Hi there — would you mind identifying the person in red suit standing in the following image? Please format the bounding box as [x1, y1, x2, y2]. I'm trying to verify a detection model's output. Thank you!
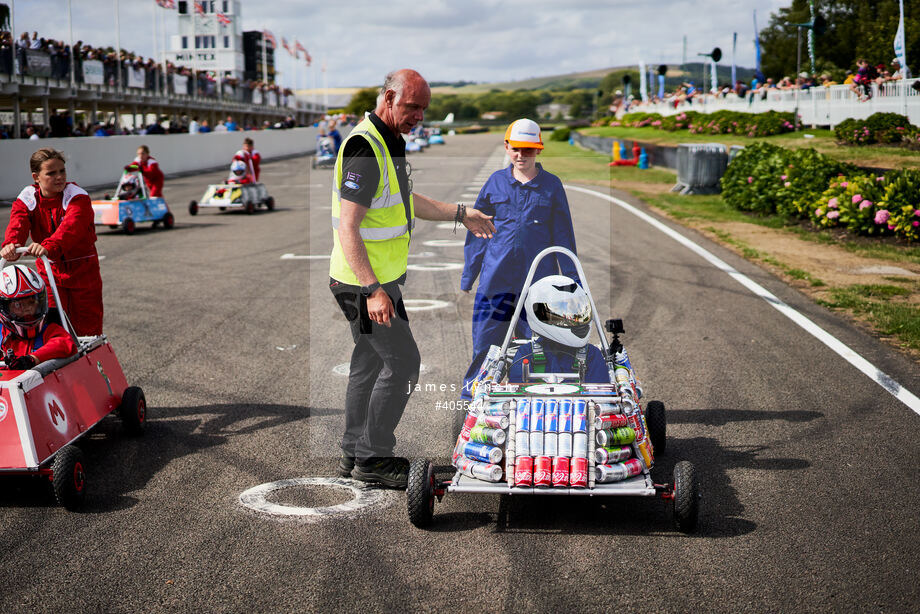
[0, 148, 103, 336]
[242, 138, 261, 182]
[131, 144, 164, 197]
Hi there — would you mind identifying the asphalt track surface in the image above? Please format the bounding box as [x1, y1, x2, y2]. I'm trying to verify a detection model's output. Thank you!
[1, 133, 918, 613]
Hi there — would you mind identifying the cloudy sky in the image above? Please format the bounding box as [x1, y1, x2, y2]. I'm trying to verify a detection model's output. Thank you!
[10, 0, 789, 88]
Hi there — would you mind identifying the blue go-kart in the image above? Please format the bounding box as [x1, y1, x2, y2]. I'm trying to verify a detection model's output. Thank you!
[91, 166, 174, 234]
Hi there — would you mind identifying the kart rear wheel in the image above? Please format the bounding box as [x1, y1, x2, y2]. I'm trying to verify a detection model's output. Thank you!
[51, 445, 86, 510]
[265, 196, 275, 211]
[123, 218, 136, 235]
[119, 386, 147, 436]
[646, 400, 666, 456]
[162, 212, 175, 229]
[219, 207, 226, 211]
[188, 200, 199, 216]
[407, 459, 435, 528]
[245, 199, 255, 215]
[672, 460, 700, 533]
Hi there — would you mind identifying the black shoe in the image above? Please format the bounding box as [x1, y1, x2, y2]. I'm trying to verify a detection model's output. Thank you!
[353, 457, 409, 489]
[337, 455, 355, 478]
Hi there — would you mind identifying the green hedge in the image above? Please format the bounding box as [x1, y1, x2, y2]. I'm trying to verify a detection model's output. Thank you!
[609, 110, 796, 137]
[722, 143, 920, 241]
[833, 112, 918, 145]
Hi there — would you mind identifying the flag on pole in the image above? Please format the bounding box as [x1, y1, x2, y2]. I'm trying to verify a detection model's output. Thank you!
[295, 40, 311, 65]
[194, 1, 205, 16]
[894, 0, 909, 76]
[282, 37, 293, 56]
[263, 29, 277, 49]
[216, 12, 232, 26]
[638, 60, 648, 102]
[731, 32, 737, 86]
[155, 0, 176, 8]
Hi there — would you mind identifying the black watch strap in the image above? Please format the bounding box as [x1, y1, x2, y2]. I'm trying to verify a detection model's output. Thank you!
[360, 282, 381, 297]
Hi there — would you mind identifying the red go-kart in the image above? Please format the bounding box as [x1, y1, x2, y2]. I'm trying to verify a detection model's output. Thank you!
[0, 251, 146, 509]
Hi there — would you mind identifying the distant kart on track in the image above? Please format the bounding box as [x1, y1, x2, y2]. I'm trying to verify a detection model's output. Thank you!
[91, 166, 174, 234]
[188, 182, 274, 216]
[312, 136, 336, 169]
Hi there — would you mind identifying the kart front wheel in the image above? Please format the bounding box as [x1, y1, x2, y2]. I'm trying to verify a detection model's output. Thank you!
[188, 200, 199, 216]
[123, 218, 136, 235]
[245, 200, 255, 215]
[162, 212, 175, 229]
[672, 460, 700, 533]
[265, 196, 275, 211]
[119, 386, 147, 436]
[51, 445, 86, 510]
[407, 459, 435, 528]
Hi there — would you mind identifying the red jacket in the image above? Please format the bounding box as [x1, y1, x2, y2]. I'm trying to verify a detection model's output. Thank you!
[228, 150, 256, 184]
[134, 156, 164, 197]
[250, 149, 261, 182]
[3, 183, 101, 289]
[2, 322, 77, 364]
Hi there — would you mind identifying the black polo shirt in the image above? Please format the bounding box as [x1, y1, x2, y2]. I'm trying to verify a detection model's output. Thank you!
[338, 113, 411, 230]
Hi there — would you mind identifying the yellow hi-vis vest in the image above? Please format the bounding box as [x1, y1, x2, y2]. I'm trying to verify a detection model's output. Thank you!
[329, 117, 415, 286]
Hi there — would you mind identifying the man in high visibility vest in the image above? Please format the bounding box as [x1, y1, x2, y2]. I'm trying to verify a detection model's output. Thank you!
[329, 69, 495, 489]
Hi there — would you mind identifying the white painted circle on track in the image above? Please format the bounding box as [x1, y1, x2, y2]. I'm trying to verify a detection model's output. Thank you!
[334, 363, 429, 376]
[408, 251, 435, 258]
[239, 477, 396, 521]
[403, 299, 451, 311]
[422, 239, 465, 247]
[407, 262, 463, 272]
[436, 222, 455, 230]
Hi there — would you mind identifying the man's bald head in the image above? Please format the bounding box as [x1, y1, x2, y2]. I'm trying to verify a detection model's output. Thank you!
[375, 69, 431, 135]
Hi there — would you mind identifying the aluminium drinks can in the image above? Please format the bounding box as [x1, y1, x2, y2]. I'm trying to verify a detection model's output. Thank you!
[551, 456, 570, 488]
[594, 445, 632, 464]
[457, 456, 504, 482]
[560, 399, 574, 433]
[515, 399, 531, 432]
[533, 456, 553, 487]
[596, 426, 636, 446]
[569, 457, 588, 488]
[558, 432, 573, 457]
[478, 414, 509, 430]
[515, 429, 530, 457]
[531, 399, 545, 432]
[594, 414, 628, 430]
[573, 432, 588, 459]
[574, 399, 588, 433]
[514, 456, 533, 487]
[462, 441, 503, 464]
[470, 425, 507, 446]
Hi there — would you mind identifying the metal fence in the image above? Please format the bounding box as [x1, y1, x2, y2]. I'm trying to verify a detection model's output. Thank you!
[628, 79, 920, 128]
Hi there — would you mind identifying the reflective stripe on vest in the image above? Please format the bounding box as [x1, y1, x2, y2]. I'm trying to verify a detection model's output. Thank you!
[331, 215, 416, 241]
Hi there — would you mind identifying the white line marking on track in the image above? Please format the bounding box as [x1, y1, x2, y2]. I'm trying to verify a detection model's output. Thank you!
[461, 193, 479, 199]
[566, 184, 920, 416]
[281, 253, 330, 260]
[403, 299, 451, 311]
[407, 262, 464, 271]
[423, 239, 465, 247]
[435, 222, 456, 230]
[238, 477, 396, 521]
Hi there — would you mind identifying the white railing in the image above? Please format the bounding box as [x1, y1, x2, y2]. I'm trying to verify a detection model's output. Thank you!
[626, 79, 920, 128]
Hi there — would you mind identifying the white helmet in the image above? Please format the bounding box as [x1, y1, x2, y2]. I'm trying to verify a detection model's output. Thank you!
[524, 275, 592, 348]
[230, 159, 247, 177]
[118, 174, 140, 199]
[0, 264, 48, 339]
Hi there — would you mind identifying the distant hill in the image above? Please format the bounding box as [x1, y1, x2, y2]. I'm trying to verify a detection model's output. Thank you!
[430, 63, 759, 94]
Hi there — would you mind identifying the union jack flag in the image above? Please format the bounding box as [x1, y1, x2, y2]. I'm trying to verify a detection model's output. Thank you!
[216, 12, 232, 26]
[194, 1, 205, 16]
[155, 0, 176, 8]
[281, 37, 293, 56]
[262, 29, 276, 49]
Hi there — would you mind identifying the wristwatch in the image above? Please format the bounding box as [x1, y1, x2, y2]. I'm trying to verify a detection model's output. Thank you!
[360, 282, 381, 297]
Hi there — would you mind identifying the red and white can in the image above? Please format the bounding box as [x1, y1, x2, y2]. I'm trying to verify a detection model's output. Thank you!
[594, 414, 628, 430]
[551, 456, 570, 488]
[626, 409, 646, 442]
[533, 456, 553, 487]
[452, 412, 480, 462]
[514, 455, 533, 487]
[569, 457, 588, 488]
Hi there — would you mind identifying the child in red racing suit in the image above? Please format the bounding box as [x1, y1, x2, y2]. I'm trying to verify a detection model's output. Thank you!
[130, 144, 164, 197]
[0, 264, 77, 370]
[242, 138, 261, 182]
[0, 148, 103, 336]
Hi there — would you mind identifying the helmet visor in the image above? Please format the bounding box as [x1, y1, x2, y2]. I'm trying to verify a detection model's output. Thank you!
[532, 293, 592, 338]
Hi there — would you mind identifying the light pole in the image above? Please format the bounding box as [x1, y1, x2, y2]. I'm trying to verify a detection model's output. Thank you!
[789, 13, 826, 131]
